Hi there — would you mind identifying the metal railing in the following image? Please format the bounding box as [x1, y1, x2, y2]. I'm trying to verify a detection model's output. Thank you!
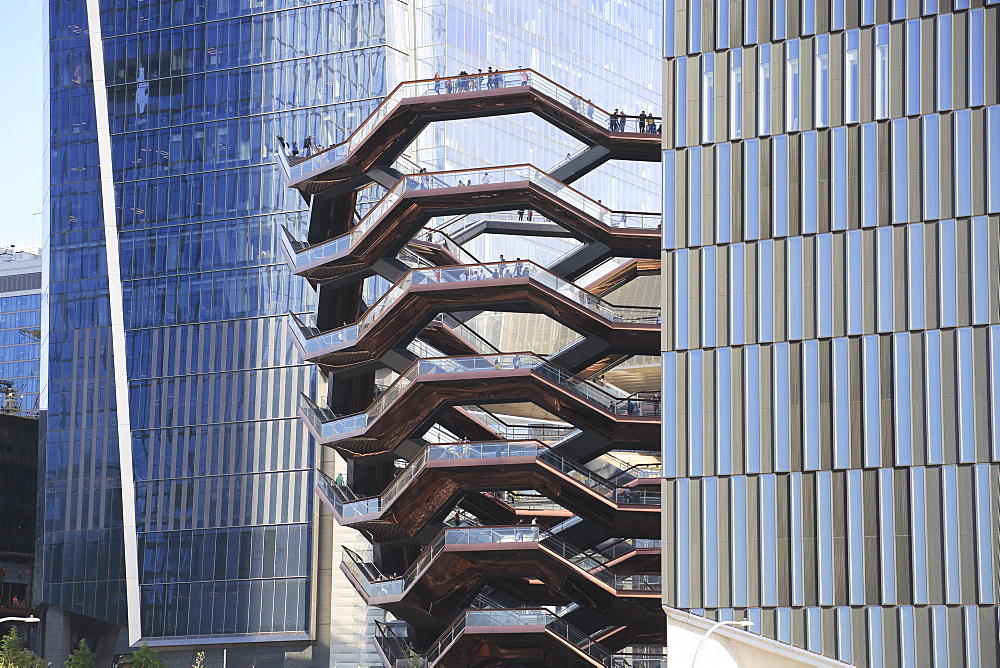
[424, 608, 613, 666]
[319, 439, 658, 523]
[343, 525, 661, 607]
[288, 260, 659, 358]
[282, 69, 661, 182]
[281, 163, 661, 273]
[342, 547, 403, 598]
[300, 353, 661, 441]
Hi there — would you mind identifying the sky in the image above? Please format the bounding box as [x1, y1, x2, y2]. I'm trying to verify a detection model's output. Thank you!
[0, 3, 45, 249]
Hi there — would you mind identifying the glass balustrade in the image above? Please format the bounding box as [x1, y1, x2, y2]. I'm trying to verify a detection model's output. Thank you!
[288, 261, 659, 358]
[317, 470, 382, 519]
[284, 163, 661, 272]
[342, 547, 404, 598]
[342, 524, 660, 614]
[300, 353, 661, 441]
[424, 608, 614, 666]
[284, 69, 661, 183]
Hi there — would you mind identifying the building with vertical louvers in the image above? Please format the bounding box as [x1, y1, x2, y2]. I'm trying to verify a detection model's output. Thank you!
[661, 3, 1000, 666]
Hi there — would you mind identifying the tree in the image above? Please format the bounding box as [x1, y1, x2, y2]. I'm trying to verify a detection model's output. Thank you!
[65, 639, 96, 668]
[191, 651, 205, 668]
[130, 643, 165, 668]
[0, 627, 46, 668]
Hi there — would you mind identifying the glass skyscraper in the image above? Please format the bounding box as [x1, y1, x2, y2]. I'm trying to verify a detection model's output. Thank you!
[42, 0, 406, 663]
[662, 2, 999, 666]
[0, 248, 42, 415]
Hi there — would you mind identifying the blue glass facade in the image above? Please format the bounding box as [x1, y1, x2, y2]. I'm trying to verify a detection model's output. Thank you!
[0, 261, 43, 414]
[44, 0, 403, 649]
[662, 3, 1000, 666]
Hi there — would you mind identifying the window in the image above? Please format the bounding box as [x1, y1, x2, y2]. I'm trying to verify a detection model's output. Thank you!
[814, 35, 829, 127]
[875, 26, 889, 120]
[845, 31, 859, 124]
[937, 13, 952, 111]
[905, 20, 920, 116]
[716, 0, 729, 49]
[675, 59, 687, 147]
[758, 45, 771, 135]
[773, 0, 786, 40]
[745, 0, 758, 44]
[729, 50, 743, 139]
[701, 55, 714, 144]
[970, 10, 985, 107]
[786, 40, 800, 131]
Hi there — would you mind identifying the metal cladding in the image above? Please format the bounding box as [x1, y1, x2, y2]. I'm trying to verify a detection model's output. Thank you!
[663, 4, 1000, 667]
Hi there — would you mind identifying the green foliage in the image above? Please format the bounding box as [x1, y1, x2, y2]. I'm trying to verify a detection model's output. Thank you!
[65, 639, 96, 668]
[0, 627, 46, 668]
[130, 643, 165, 668]
[192, 651, 205, 668]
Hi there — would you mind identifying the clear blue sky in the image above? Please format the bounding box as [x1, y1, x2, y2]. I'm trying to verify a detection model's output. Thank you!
[0, 3, 45, 249]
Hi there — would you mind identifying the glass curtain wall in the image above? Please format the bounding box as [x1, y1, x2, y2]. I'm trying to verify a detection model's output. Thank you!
[407, 0, 663, 269]
[42, 0, 128, 627]
[44, 0, 405, 650]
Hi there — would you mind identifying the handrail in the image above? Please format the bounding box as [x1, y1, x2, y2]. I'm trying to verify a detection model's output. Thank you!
[283, 68, 661, 182]
[317, 439, 661, 522]
[300, 353, 662, 440]
[282, 163, 662, 273]
[424, 607, 614, 666]
[344, 525, 661, 607]
[289, 259, 660, 359]
[410, 226, 482, 265]
[469, 406, 574, 441]
[437, 314, 502, 355]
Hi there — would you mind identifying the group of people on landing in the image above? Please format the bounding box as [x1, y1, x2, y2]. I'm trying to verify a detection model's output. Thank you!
[609, 109, 661, 134]
[433, 66, 510, 93]
[276, 134, 323, 158]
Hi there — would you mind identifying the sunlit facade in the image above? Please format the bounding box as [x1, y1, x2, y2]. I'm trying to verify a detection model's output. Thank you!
[661, 3, 1000, 666]
[0, 248, 42, 415]
[42, 0, 406, 663]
